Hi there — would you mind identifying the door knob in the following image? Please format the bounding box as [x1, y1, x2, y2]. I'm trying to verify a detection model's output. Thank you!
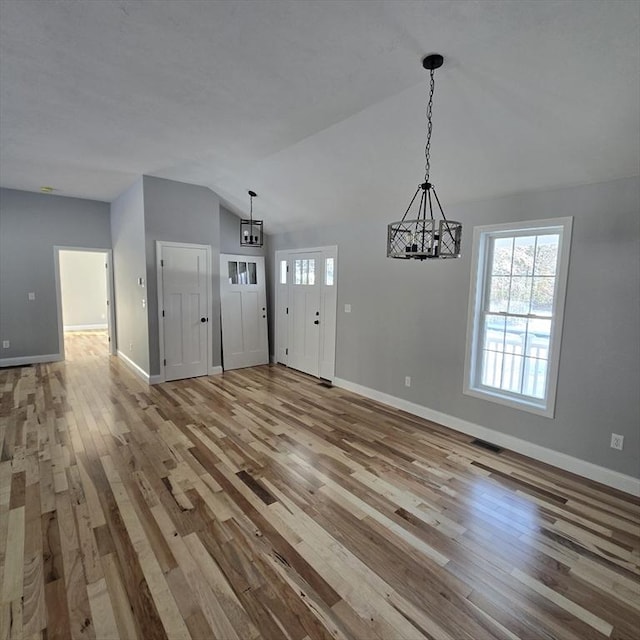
[200, 317, 207, 323]
[314, 320, 320, 325]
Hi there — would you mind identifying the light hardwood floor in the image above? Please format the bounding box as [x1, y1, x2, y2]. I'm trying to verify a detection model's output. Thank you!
[0, 331, 638, 640]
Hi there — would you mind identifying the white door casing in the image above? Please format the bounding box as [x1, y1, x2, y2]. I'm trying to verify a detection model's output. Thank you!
[220, 254, 269, 370]
[158, 242, 210, 381]
[275, 246, 337, 380]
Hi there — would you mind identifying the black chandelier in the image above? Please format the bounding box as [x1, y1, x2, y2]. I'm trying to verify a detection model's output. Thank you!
[387, 54, 462, 260]
[240, 190, 263, 247]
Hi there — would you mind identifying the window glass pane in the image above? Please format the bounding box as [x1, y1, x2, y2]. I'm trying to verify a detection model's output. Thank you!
[491, 237, 513, 275]
[325, 257, 334, 286]
[500, 353, 524, 394]
[522, 356, 548, 398]
[248, 262, 257, 285]
[308, 259, 315, 285]
[525, 319, 551, 352]
[301, 259, 308, 285]
[505, 316, 527, 336]
[483, 314, 506, 352]
[531, 277, 554, 315]
[280, 260, 287, 284]
[488, 276, 510, 312]
[228, 261, 238, 284]
[481, 349, 504, 389]
[512, 236, 536, 275]
[534, 234, 559, 276]
[238, 262, 247, 285]
[508, 276, 532, 314]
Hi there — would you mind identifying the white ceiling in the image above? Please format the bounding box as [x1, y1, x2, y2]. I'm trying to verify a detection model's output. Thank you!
[1, 0, 638, 232]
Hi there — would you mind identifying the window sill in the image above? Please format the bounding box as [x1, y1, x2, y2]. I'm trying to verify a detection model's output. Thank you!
[463, 385, 555, 418]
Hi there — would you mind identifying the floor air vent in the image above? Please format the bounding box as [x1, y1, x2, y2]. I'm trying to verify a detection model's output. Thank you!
[471, 439, 503, 454]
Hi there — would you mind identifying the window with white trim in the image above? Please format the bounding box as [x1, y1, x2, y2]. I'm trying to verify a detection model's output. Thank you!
[464, 217, 572, 417]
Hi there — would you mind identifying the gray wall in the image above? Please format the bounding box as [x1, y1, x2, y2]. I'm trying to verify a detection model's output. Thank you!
[0, 188, 111, 360]
[143, 176, 221, 374]
[110, 179, 150, 372]
[59, 250, 108, 328]
[269, 176, 640, 478]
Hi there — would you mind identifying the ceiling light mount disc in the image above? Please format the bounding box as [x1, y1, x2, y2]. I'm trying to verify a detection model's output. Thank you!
[248, 190, 257, 198]
[422, 54, 444, 70]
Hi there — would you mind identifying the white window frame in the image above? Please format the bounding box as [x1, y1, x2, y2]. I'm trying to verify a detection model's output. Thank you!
[463, 217, 573, 417]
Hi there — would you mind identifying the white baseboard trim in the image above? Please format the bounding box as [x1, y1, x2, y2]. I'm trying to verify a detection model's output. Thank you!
[117, 350, 150, 384]
[64, 324, 108, 331]
[333, 377, 640, 497]
[0, 353, 62, 368]
[149, 365, 223, 385]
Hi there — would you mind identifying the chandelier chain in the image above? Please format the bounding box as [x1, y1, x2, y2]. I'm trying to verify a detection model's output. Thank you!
[424, 67, 435, 183]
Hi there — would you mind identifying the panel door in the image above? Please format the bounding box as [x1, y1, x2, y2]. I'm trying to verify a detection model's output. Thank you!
[220, 254, 269, 370]
[287, 253, 322, 377]
[161, 245, 209, 381]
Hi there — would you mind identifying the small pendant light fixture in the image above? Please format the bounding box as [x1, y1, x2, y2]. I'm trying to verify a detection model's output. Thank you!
[387, 54, 462, 260]
[240, 190, 263, 247]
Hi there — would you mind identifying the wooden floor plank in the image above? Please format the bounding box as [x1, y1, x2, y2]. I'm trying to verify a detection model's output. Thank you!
[0, 331, 638, 639]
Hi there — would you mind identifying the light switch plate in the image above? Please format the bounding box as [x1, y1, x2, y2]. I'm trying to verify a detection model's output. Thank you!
[28, 292, 35, 301]
[2, 340, 9, 349]
[344, 304, 351, 313]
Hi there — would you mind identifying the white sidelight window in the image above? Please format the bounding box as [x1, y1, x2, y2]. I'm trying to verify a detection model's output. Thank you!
[464, 217, 573, 417]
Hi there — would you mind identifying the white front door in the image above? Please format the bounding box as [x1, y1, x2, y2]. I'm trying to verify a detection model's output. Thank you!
[276, 247, 338, 380]
[161, 244, 209, 381]
[220, 254, 269, 370]
[288, 252, 322, 377]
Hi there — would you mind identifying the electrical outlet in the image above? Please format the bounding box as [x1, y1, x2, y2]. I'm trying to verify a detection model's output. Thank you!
[610, 433, 624, 450]
[405, 376, 411, 387]
[129, 342, 133, 352]
[2, 340, 9, 349]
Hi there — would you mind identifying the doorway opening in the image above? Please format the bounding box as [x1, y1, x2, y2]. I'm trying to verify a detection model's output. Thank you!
[54, 247, 115, 361]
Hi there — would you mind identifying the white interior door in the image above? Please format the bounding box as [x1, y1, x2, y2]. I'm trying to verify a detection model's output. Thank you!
[161, 244, 209, 381]
[288, 253, 322, 377]
[220, 254, 269, 370]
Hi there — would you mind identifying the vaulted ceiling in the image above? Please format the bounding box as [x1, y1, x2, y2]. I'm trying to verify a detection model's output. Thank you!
[1, 0, 638, 232]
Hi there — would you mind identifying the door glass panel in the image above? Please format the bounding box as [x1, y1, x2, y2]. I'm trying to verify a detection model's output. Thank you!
[238, 261, 248, 285]
[308, 259, 315, 285]
[325, 258, 334, 286]
[280, 260, 287, 284]
[228, 261, 238, 284]
[248, 262, 257, 285]
[295, 259, 302, 284]
[294, 258, 317, 285]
